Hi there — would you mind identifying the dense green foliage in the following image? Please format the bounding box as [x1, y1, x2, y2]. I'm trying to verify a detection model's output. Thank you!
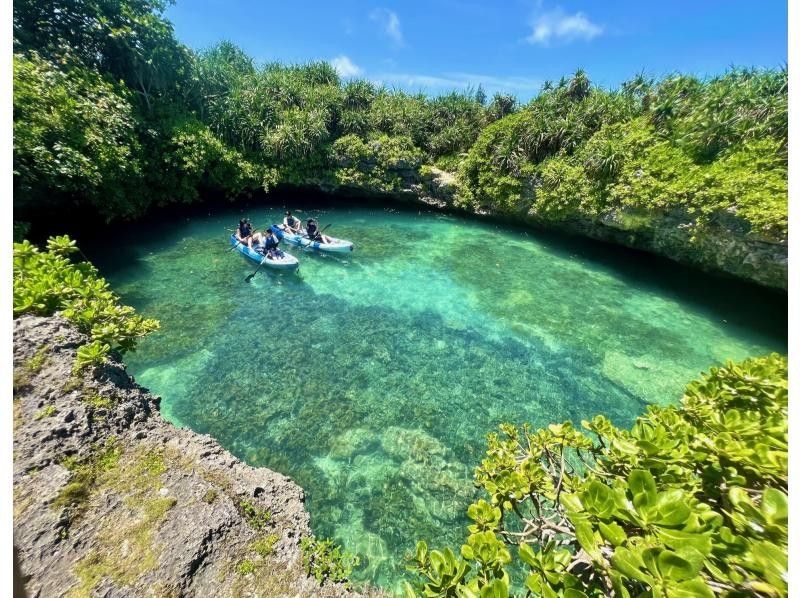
[300, 536, 360, 588]
[13, 236, 159, 369]
[13, 1, 786, 249]
[13, 53, 145, 220]
[11, 3, 789, 593]
[405, 354, 788, 597]
[456, 70, 787, 242]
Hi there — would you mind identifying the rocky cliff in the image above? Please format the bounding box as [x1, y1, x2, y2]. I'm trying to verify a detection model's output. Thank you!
[370, 166, 787, 290]
[12, 315, 384, 598]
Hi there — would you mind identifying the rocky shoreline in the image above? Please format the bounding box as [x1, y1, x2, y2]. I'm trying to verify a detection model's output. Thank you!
[13, 315, 385, 598]
[308, 164, 787, 290]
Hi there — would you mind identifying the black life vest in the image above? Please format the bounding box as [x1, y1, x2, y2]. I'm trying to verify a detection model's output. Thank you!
[264, 233, 279, 250]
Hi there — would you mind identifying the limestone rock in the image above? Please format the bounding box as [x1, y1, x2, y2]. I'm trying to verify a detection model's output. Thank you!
[13, 315, 386, 598]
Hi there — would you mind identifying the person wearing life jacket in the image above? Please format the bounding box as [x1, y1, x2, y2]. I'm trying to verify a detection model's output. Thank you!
[283, 211, 303, 234]
[236, 218, 254, 248]
[305, 218, 332, 244]
[253, 228, 284, 260]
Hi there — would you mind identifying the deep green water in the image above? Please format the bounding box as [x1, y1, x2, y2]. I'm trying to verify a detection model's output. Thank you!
[89, 203, 786, 592]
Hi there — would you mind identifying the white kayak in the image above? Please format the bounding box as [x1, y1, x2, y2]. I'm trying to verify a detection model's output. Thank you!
[271, 225, 354, 253]
[230, 234, 299, 270]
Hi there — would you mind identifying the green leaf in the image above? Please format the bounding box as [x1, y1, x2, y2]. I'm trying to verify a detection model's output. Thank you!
[657, 550, 697, 582]
[518, 544, 536, 568]
[656, 529, 712, 556]
[573, 520, 602, 561]
[655, 490, 692, 526]
[560, 492, 584, 513]
[609, 570, 631, 598]
[480, 578, 509, 598]
[416, 540, 428, 564]
[611, 547, 654, 585]
[628, 470, 657, 510]
[583, 481, 616, 518]
[760, 488, 788, 525]
[665, 577, 714, 598]
[598, 521, 627, 546]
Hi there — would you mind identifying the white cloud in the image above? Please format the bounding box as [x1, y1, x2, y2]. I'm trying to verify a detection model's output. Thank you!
[375, 71, 543, 96]
[370, 8, 404, 45]
[527, 8, 602, 46]
[330, 55, 363, 77]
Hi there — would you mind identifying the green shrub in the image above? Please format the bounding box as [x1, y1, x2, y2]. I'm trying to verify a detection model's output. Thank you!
[13, 236, 159, 359]
[300, 536, 359, 588]
[13, 52, 145, 221]
[237, 498, 271, 531]
[332, 133, 422, 193]
[34, 405, 57, 420]
[250, 534, 279, 557]
[236, 559, 256, 576]
[155, 118, 261, 204]
[406, 354, 788, 597]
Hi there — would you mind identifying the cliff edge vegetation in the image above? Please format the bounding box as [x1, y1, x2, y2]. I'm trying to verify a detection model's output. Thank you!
[13, 237, 380, 597]
[405, 353, 788, 597]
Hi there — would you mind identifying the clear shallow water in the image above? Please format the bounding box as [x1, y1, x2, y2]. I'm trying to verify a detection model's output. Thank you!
[88, 203, 786, 592]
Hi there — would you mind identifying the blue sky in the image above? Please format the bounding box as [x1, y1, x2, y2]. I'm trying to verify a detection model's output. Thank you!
[165, 1, 787, 101]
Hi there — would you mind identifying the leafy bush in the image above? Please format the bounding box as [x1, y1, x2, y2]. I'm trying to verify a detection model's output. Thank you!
[11, 0, 788, 270]
[13, 53, 146, 221]
[405, 354, 788, 597]
[237, 498, 271, 531]
[156, 118, 260, 204]
[332, 133, 423, 193]
[300, 536, 360, 588]
[13, 236, 159, 359]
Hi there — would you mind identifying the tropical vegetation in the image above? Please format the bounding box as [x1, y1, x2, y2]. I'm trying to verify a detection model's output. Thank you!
[13, 235, 159, 370]
[13, 1, 787, 251]
[405, 354, 788, 597]
[12, 2, 789, 596]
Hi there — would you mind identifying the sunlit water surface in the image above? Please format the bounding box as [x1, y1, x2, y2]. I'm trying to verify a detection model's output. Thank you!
[89, 204, 786, 592]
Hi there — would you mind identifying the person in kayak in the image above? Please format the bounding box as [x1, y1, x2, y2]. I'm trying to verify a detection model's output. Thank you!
[306, 218, 332, 244]
[283, 211, 303, 234]
[236, 218, 254, 248]
[253, 228, 284, 260]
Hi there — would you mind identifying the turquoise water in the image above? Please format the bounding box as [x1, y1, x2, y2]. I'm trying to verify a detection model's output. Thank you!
[89, 203, 786, 592]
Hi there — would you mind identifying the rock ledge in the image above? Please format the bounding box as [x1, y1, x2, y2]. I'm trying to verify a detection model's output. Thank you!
[13, 314, 383, 598]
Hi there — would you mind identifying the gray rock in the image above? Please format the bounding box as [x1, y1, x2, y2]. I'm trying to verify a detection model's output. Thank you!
[14, 315, 386, 598]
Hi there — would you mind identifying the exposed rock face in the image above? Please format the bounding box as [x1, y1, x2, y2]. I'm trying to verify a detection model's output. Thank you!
[13, 315, 385, 598]
[295, 166, 787, 289]
[545, 207, 788, 290]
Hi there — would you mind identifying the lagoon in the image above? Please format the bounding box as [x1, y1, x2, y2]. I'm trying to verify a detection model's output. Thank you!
[89, 202, 786, 591]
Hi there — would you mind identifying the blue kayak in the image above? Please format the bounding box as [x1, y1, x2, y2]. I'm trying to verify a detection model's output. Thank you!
[229, 234, 299, 270]
[270, 225, 354, 253]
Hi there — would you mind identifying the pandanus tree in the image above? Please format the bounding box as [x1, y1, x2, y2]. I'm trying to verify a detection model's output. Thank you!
[487, 93, 517, 122]
[567, 68, 591, 101]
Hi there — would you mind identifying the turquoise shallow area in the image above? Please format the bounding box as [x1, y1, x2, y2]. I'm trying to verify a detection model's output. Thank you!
[89, 204, 786, 592]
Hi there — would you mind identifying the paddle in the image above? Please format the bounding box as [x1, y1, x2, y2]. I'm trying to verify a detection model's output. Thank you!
[244, 255, 268, 283]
